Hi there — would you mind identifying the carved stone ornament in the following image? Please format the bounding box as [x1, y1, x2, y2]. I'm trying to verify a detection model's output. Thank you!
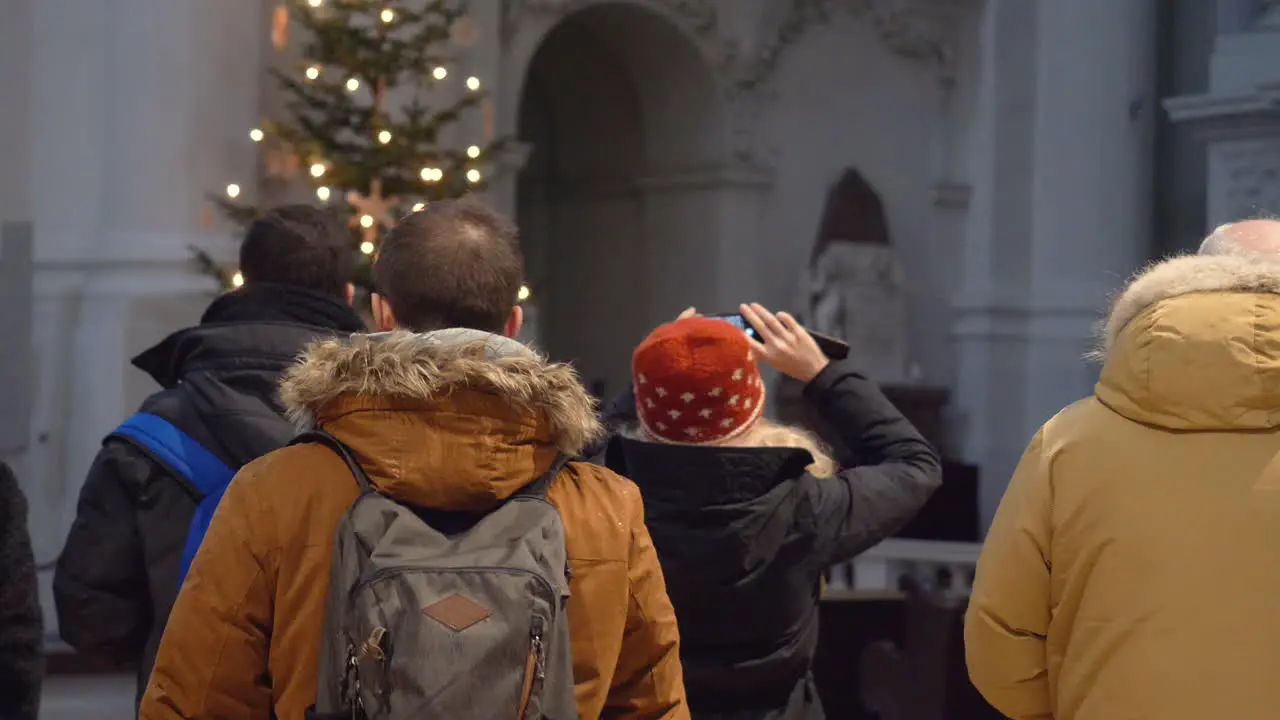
[503, 0, 836, 169]
[503, 0, 724, 52]
[865, 0, 973, 77]
[502, 0, 974, 165]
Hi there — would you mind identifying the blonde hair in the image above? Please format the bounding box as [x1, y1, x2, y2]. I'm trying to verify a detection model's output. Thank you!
[626, 418, 837, 478]
[734, 420, 838, 478]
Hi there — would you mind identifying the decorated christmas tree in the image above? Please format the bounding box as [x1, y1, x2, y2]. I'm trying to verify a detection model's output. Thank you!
[198, 0, 501, 291]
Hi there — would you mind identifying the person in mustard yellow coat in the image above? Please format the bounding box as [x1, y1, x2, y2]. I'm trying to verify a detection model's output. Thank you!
[966, 219, 1280, 720]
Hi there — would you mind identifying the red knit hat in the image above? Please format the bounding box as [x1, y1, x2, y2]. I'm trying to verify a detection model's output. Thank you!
[632, 317, 766, 445]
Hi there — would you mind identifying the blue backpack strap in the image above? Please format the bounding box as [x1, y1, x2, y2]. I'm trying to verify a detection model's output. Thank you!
[110, 413, 236, 583]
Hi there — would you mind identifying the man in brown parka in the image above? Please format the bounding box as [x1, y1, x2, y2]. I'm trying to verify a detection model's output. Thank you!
[966, 219, 1280, 719]
[139, 199, 689, 719]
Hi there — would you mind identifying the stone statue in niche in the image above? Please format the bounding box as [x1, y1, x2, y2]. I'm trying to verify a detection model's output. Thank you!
[803, 168, 913, 386]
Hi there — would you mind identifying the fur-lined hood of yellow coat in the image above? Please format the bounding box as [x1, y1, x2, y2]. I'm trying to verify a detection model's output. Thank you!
[966, 254, 1280, 720]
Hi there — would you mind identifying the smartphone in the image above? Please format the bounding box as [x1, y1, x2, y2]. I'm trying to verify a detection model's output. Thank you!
[706, 312, 851, 360]
[706, 312, 762, 341]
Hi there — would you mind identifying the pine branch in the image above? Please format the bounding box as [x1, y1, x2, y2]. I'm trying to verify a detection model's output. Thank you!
[197, 0, 505, 293]
[188, 245, 234, 289]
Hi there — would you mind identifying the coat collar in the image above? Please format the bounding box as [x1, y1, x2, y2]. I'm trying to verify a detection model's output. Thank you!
[280, 329, 603, 456]
[1097, 253, 1280, 360]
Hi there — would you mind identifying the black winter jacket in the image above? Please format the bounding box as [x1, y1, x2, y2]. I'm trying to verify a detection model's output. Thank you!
[599, 362, 942, 719]
[52, 284, 364, 701]
[0, 461, 42, 720]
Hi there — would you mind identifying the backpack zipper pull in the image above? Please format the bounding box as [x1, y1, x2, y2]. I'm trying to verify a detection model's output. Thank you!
[531, 619, 547, 682]
[362, 626, 387, 662]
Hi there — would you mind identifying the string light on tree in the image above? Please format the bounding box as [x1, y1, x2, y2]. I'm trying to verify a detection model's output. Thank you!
[196, 1, 505, 292]
[518, 285, 531, 302]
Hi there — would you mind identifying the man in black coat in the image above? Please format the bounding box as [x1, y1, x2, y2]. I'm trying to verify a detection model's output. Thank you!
[0, 461, 42, 720]
[53, 205, 367, 701]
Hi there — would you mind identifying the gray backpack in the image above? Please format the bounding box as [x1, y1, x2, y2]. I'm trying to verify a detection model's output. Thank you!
[297, 431, 578, 720]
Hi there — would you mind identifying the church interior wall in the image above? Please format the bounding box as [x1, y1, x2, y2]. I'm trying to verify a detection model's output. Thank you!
[1, 1, 1237, 638]
[759, 11, 961, 388]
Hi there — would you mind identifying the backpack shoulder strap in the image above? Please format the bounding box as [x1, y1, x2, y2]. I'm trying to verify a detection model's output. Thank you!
[290, 430, 374, 494]
[110, 412, 234, 497]
[513, 454, 571, 501]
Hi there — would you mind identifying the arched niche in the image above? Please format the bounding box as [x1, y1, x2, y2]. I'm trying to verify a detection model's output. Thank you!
[512, 1, 764, 396]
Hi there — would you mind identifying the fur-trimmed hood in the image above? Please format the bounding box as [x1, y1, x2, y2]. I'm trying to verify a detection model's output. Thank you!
[281, 330, 602, 454]
[278, 330, 603, 510]
[1095, 254, 1280, 430]
[1098, 254, 1280, 357]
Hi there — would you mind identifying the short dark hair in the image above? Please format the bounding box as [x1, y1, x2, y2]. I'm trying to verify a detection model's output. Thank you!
[239, 205, 354, 298]
[372, 197, 523, 333]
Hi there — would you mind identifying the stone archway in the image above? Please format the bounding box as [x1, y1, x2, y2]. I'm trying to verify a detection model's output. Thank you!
[512, 1, 743, 396]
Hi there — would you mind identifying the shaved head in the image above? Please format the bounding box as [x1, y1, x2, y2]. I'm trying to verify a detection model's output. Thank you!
[1198, 219, 1280, 258]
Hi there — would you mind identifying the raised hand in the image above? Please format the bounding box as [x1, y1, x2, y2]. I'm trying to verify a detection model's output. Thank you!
[739, 302, 830, 383]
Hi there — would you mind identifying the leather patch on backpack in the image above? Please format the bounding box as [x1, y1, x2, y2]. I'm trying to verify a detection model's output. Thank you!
[422, 593, 492, 632]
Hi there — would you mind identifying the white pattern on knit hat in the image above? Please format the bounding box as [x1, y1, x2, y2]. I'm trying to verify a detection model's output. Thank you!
[645, 398, 655, 409]
[656, 422, 667, 431]
[681, 392, 695, 403]
[638, 374, 648, 384]
[745, 397, 754, 409]
[698, 408, 713, 419]
[684, 426, 701, 438]
[709, 387, 722, 397]
[720, 417, 734, 428]
[655, 387, 667, 397]
[728, 395, 740, 406]
[732, 368, 744, 381]
[667, 409, 681, 419]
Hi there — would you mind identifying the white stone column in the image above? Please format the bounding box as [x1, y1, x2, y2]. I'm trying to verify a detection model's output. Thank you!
[23, 0, 263, 629]
[1024, 0, 1156, 424]
[953, 0, 1156, 528]
[638, 167, 772, 323]
[951, 0, 1040, 528]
